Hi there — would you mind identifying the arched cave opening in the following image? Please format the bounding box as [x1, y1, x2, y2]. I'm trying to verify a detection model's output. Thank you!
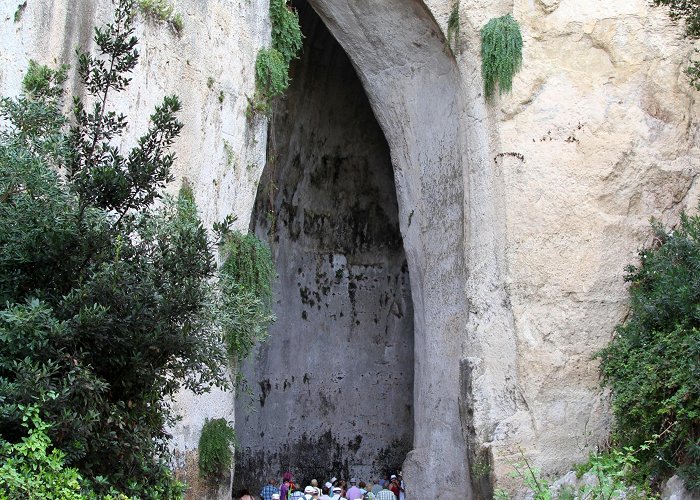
[234, 0, 415, 490]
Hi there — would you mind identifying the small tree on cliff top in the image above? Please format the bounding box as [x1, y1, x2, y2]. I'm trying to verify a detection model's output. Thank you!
[0, 0, 232, 495]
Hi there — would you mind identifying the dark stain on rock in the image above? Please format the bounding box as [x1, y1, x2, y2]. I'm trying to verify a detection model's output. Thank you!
[258, 379, 272, 407]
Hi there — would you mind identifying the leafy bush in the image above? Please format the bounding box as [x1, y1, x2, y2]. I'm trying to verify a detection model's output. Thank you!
[255, 48, 290, 102]
[494, 445, 657, 499]
[198, 418, 237, 479]
[0, 0, 228, 494]
[251, 0, 303, 114]
[0, 405, 84, 499]
[598, 214, 700, 490]
[218, 231, 275, 360]
[480, 14, 523, 99]
[270, 0, 303, 64]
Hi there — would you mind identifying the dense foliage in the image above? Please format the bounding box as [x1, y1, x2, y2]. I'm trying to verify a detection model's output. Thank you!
[652, 0, 700, 89]
[480, 14, 523, 100]
[0, 0, 231, 495]
[599, 215, 700, 490]
[219, 231, 275, 360]
[252, 0, 303, 114]
[0, 406, 85, 500]
[197, 418, 237, 479]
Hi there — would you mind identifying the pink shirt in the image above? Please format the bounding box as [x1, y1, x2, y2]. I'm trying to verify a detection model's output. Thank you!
[346, 486, 363, 500]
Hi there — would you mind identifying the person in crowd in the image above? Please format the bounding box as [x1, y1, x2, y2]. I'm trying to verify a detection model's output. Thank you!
[281, 471, 293, 500]
[261, 478, 280, 500]
[319, 484, 332, 500]
[389, 475, 400, 498]
[371, 479, 383, 496]
[346, 478, 362, 500]
[332, 485, 349, 500]
[302, 485, 319, 500]
[395, 472, 405, 500]
[359, 481, 373, 500]
[375, 482, 396, 500]
[290, 484, 305, 499]
[237, 489, 254, 500]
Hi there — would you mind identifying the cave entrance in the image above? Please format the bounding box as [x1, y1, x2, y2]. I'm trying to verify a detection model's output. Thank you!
[234, 0, 414, 489]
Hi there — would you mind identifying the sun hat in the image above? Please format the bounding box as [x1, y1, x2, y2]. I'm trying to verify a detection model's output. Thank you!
[333, 486, 342, 492]
[305, 486, 315, 494]
[272, 495, 280, 500]
[390, 474, 397, 480]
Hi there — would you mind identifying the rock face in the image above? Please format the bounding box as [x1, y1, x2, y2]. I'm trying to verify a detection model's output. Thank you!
[234, 0, 414, 487]
[3, 0, 699, 498]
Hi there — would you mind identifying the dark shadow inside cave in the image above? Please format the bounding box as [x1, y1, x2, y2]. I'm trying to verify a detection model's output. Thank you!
[234, 0, 414, 490]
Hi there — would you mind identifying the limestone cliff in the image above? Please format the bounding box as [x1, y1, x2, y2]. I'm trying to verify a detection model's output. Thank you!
[2, 0, 698, 498]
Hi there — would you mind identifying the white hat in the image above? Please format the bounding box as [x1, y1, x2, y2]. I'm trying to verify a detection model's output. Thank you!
[391, 474, 397, 480]
[350, 477, 357, 484]
[272, 495, 280, 500]
[305, 486, 315, 494]
[333, 486, 342, 492]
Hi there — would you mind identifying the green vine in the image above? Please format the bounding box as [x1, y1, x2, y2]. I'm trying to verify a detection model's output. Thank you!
[250, 0, 303, 115]
[480, 14, 523, 100]
[447, 3, 460, 51]
[218, 231, 275, 360]
[198, 418, 237, 479]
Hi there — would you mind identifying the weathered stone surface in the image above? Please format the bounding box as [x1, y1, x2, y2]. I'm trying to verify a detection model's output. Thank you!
[3, 0, 699, 498]
[234, 1, 414, 488]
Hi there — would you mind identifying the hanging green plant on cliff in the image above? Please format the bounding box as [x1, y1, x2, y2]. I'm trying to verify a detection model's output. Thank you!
[255, 48, 289, 101]
[480, 14, 523, 99]
[198, 418, 236, 479]
[218, 231, 275, 360]
[447, 3, 460, 51]
[251, 0, 302, 114]
[270, 0, 303, 64]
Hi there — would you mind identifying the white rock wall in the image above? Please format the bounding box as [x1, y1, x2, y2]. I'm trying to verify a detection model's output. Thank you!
[2, 0, 699, 497]
[432, 0, 700, 491]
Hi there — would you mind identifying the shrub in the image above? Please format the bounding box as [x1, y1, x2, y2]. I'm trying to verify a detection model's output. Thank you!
[251, 0, 302, 115]
[0, 0, 228, 494]
[480, 14, 523, 99]
[0, 405, 84, 499]
[198, 418, 237, 478]
[218, 231, 275, 360]
[598, 214, 700, 490]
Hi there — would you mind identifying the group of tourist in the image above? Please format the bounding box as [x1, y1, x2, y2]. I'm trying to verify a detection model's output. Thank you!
[237, 472, 406, 500]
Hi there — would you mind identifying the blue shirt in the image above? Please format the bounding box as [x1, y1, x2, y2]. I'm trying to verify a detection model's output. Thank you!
[261, 484, 279, 500]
